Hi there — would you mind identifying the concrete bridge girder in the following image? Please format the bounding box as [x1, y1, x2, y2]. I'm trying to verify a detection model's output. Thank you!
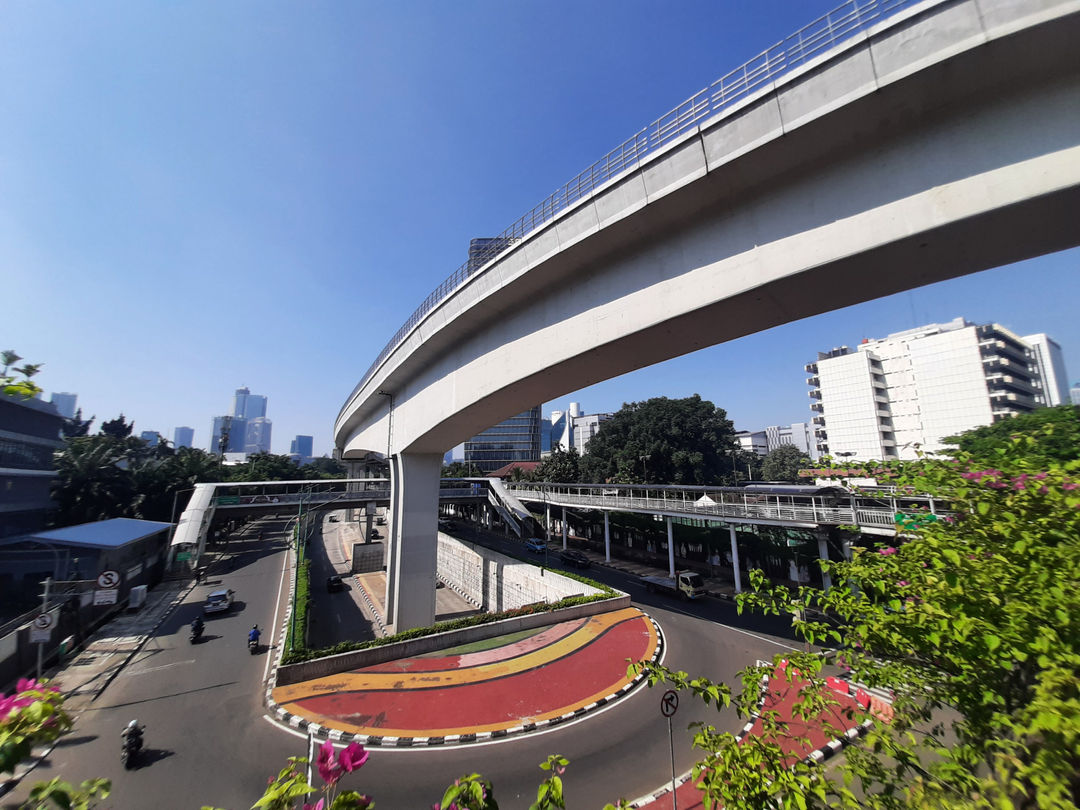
[336, 0, 1080, 629]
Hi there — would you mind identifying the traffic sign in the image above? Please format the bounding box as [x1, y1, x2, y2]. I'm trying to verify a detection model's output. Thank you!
[97, 570, 121, 589]
[660, 689, 679, 718]
[93, 589, 118, 606]
[30, 613, 54, 644]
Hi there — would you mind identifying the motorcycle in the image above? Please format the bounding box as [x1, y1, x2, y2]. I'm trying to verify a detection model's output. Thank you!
[189, 623, 204, 644]
[120, 728, 144, 769]
[248, 636, 259, 654]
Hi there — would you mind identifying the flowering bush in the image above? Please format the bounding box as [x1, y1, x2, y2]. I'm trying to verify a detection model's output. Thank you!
[0, 678, 72, 776]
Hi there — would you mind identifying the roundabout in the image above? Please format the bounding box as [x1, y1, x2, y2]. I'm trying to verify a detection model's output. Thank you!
[270, 606, 662, 744]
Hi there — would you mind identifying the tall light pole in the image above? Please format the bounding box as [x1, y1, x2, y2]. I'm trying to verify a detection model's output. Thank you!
[639, 454, 649, 483]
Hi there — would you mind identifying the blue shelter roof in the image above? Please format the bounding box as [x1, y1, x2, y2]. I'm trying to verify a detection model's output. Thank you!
[21, 518, 173, 550]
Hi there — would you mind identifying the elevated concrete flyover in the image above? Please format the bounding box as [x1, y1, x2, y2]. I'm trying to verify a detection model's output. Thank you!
[336, 0, 1080, 630]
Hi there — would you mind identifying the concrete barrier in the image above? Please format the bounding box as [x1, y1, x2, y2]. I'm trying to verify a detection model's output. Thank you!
[276, 592, 630, 686]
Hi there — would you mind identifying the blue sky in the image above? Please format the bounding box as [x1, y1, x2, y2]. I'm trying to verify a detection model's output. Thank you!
[4, 1, 1076, 457]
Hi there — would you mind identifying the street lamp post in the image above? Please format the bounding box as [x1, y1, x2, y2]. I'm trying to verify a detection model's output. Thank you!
[639, 454, 649, 483]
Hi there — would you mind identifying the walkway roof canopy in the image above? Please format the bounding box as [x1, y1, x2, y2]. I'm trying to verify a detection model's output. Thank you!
[13, 518, 173, 550]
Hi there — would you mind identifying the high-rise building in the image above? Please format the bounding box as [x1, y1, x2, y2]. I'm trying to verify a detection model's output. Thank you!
[465, 407, 541, 474]
[290, 435, 313, 463]
[1022, 333, 1069, 406]
[210, 415, 246, 454]
[233, 387, 267, 420]
[541, 403, 612, 457]
[1071, 383, 1080, 406]
[174, 427, 194, 448]
[467, 237, 516, 274]
[244, 418, 272, 454]
[139, 430, 160, 447]
[806, 318, 1050, 461]
[49, 392, 78, 420]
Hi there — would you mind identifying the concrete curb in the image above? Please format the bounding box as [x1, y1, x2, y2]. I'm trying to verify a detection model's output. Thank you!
[626, 666, 892, 808]
[264, 612, 665, 748]
[350, 575, 388, 637]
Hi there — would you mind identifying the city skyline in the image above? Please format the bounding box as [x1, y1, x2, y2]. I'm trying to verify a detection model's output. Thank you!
[5, 1, 1078, 457]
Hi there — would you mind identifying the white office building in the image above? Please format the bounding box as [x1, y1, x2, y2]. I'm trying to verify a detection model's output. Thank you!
[542, 402, 612, 456]
[736, 423, 819, 459]
[1022, 333, 1069, 406]
[807, 318, 1052, 461]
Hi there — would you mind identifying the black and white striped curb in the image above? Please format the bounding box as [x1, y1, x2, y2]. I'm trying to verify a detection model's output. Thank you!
[350, 574, 388, 637]
[263, 548, 298, 715]
[625, 662, 890, 807]
[266, 612, 664, 748]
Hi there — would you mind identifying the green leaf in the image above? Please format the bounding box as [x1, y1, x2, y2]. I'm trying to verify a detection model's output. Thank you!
[985, 634, 1001, 652]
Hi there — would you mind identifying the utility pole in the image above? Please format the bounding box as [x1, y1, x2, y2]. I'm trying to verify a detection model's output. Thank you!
[37, 577, 50, 680]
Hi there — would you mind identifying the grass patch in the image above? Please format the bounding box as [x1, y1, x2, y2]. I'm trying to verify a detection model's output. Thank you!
[287, 558, 310, 654]
[280, 590, 619, 666]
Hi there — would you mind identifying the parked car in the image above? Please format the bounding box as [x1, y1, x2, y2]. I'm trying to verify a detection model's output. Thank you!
[558, 549, 591, 569]
[525, 538, 547, 554]
[203, 588, 235, 614]
[326, 575, 344, 593]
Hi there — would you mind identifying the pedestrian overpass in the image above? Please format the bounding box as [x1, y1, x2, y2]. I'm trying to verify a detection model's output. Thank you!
[335, 0, 1080, 629]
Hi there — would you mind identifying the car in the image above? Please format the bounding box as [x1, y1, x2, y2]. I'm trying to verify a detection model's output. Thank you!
[525, 538, 547, 554]
[558, 549, 591, 569]
[326, 575, 344, 593]
[203, 588, 235, 614]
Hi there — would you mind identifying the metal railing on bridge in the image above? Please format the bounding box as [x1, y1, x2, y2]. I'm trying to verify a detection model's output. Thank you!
[502, 482, 926, 534]
[342, 0, 922, 407]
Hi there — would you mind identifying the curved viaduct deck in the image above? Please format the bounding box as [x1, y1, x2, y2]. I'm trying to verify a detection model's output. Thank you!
[336, 0, 1080, 630]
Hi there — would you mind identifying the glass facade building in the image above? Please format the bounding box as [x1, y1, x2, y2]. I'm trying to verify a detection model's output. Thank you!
[464, 407, 541, 474]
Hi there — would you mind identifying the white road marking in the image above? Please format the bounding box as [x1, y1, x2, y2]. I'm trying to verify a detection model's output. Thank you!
[124, 659, 196, 676]
[263, 548, 291, 684]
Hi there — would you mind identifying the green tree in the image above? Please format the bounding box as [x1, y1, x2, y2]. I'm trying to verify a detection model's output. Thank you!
[227, 451, 306, 482]
[635, 420, 1080, 809]
[760, 444, 810, 482]
[0, 350, 43, 399]
[300, 457, 347, 479]
[579, 395, 736, 484]
[946, 403, 1080, 464]
[442, 461, 476, 478]
[532, 446, 580, 483]
[61, 407, 95, 438]
[99, 414, 133, 438]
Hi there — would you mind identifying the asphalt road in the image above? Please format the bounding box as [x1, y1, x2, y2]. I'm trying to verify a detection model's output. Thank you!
[5, 519, 799, 810]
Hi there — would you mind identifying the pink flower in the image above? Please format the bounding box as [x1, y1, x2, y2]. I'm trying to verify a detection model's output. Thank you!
[1039, 486, 1049, 495]
[897, 580, 909, 587]
[1064, 482, 1078, 491]
[878, 546, 897, 556]
[302, 801, 325, 810]
[316, 740, 343, 785]
[338, 742, 368, 773]
[1034, 473, 1048, 480]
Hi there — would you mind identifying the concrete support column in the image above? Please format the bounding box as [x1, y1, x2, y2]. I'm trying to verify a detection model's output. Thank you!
[603, 512, 611, 563]
[364, 502, 375, 543]
[545, 504, 551, 544]
[385, 451, 441, 633]
[666, 517, 675, 578]
[818, 536, 832, 591]
[561, 507, 568, 550]
[729, 525, 742, 594]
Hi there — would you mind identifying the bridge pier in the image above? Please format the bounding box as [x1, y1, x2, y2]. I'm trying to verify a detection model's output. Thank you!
[818, 536, 832, 591]
[729, 526, 742, 594]
[386, 451, 441, 632]
[603, 512, 611, 562]
[561, 507, 568, 550]
[666, 517, 675, 578]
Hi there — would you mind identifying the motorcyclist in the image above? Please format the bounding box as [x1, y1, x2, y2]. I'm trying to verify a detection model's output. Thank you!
[122, 719, 144, 749]
[191, 616, 204, 636]
[248, 625, 261, 644]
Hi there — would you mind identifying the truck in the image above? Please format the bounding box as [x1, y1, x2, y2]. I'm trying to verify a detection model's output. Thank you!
[641, 571, 707, 600]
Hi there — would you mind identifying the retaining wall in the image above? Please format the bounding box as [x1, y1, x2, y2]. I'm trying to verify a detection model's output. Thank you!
[437, 533, 602, 610]
[276, 592, 630, 686]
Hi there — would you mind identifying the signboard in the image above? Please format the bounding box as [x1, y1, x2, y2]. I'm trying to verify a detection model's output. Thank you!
[94, 589, 118, 605]
[30, 613, 54, 644]
[660, 689, 679, 718]
[97, 570, 121, 589]
[176, 552, 191, 561]
[217, 495, 240, 505]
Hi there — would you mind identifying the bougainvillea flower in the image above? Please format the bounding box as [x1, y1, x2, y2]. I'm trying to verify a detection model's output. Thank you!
[316, 739, 343, 785]
[338, 742, 368, 773]
[301, 800, 325, 810]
